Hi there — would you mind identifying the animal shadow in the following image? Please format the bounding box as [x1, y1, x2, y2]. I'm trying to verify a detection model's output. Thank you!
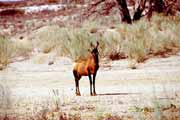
[97, 92, 141, 96]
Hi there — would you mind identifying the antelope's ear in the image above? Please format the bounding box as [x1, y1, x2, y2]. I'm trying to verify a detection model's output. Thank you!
[90, 42, 94, 48]
[88, 49, 91, 52]
[96, 41, 99, 48]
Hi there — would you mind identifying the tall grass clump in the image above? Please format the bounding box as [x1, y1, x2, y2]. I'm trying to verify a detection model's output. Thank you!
[115, 14, 180, 62]
[11, 40, 33, 58]
[122, 20, 150, 62]
[148, 14, 180, 54]
[60, 28, 98, 60]
[0, 35, 32, 69]
[0, 36, 11, 66]
[99, 28, 123, 59]
[33, 25, 62, 54]
[34, 25, 99, 61]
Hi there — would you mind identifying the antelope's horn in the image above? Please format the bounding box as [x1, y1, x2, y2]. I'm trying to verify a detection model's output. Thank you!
[90, 42, 94, 48]
[96, 41, 99, 48]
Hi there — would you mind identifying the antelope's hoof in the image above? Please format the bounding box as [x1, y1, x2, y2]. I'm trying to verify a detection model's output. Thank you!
[91, 93, 97, 96]
[76, 93, 81, 96]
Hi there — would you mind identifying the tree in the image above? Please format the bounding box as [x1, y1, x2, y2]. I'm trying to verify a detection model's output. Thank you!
[133, 0, 146, 21]
[83, 0, 178, 24]
[116, 0, 132, 24]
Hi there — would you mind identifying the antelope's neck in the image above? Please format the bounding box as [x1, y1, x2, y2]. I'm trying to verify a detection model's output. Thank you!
[91, 55, 99, 67]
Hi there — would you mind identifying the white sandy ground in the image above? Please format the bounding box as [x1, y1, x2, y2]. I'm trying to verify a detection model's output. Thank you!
[0, 54, 180, 119]
[0, 3, 86, 14]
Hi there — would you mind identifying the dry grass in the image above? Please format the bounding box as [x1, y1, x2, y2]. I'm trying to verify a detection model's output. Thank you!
[0, 35, 32, 69]
[32, 25, 97, 60]
[1, 105, 180, 120]
[117, 14, 180, 62]
[0, 35, 11, 66]
[31, 14, 180, 62]
[1, 14, 179, 68]
[129, 103, 180, 120]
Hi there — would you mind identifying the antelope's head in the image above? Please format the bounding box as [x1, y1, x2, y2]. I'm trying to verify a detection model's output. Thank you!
[89, 41, 99, 63]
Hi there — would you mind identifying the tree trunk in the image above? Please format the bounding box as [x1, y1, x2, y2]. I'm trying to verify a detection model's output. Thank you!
[116, 0, 132, 24]
[133, 0, 146, 21]
[146, 0, 153, 21]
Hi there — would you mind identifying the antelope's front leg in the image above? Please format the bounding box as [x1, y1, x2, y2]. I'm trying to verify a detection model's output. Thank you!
[92, 71, 97, 96]
[88, 70, 93, 96]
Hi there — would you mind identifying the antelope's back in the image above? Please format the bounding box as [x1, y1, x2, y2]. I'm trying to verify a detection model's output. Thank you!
[73, 61, 89, 76]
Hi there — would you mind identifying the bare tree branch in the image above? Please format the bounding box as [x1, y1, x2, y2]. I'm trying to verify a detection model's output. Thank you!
[116, 0, 132, 24]
[133, 0, 147, 21]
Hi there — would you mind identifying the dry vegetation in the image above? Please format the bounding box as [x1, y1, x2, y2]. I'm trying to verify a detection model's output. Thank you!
[1, 85, 179, 120]
[0, 35, 32, 69]
[29, 14, 180, 62]
[0, 14, 180, 69]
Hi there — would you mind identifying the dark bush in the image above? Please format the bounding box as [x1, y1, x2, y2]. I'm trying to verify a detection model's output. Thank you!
[0, 9, 25, 16]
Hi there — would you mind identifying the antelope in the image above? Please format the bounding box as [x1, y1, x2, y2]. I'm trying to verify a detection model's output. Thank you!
[73, 41, 99, 96]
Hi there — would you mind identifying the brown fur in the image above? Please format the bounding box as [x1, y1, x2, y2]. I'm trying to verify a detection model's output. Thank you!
[73, 42, 99, 96]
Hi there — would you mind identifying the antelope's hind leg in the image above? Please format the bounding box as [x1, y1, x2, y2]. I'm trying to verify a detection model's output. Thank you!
[73, 70, 81, 96]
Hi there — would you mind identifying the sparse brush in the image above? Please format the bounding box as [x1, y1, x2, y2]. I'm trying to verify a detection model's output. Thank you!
[12, 40, 33, 58]
[60, 28, 93, 60]
[32, 14, 180, 62]
[101, 29, 122, 57]
[118, 19, 149, 62]
[0, 36, 12, 66]
[52, 89, 60, 111]
[148, 15, 180, 56]
[34, 25, 98, 61]
[120, 14, 180, 62]
[0, 35, 32, 69]
[82, 20, 102, 32]
[33, 25, 62, 54]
